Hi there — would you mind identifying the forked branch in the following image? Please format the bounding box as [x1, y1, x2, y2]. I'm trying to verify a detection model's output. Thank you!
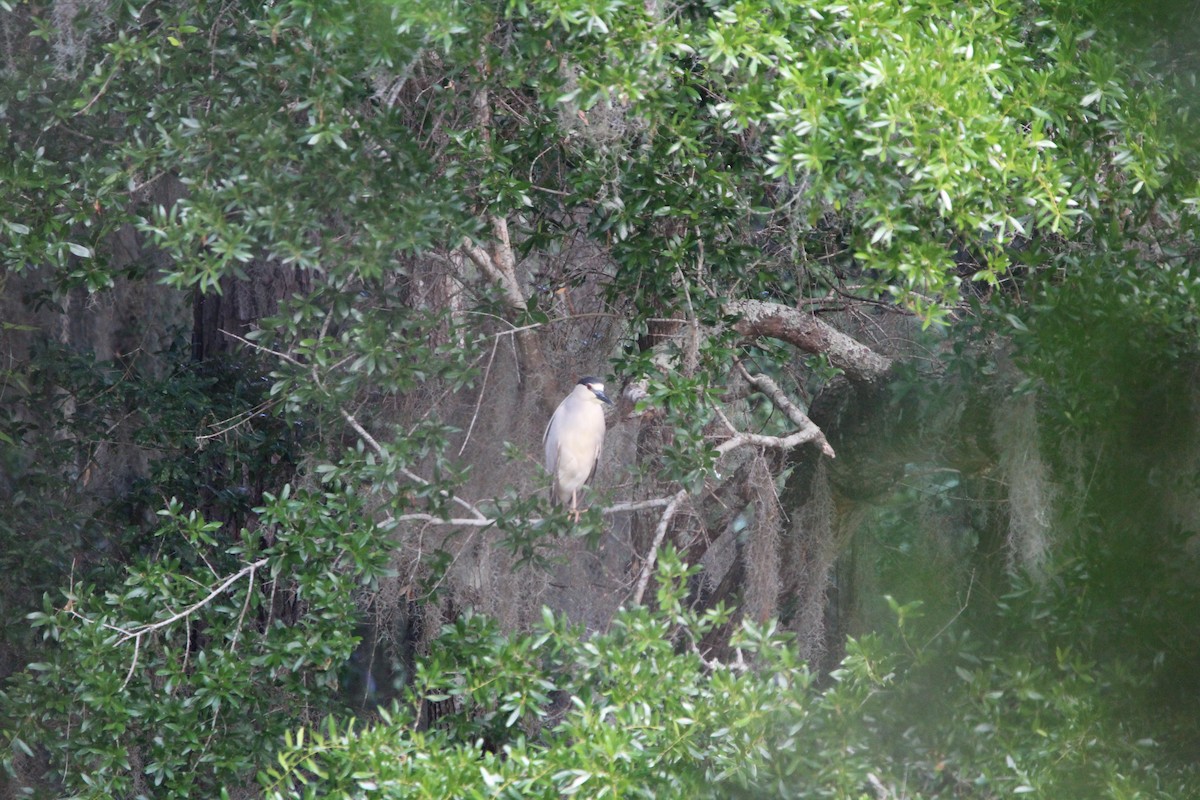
[67, 557, 270, 689]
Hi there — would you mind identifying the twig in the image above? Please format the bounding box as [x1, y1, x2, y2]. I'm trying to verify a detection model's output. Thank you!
[121, 635, 141, 690]
[196, 398, 280, 442]
[676, 262, 702, 376]
[75, 61, 117, 116]
[312, 311, 334, 390]
[341, 409, 489, 521]
[632, 489, 689, 605]
[229, 559, 257, 654]
[221, 324, 494, 522]
[921, 569, 975, 651]
[458, 333, 500, 456]
[218, 329, 302, 366]
[462, 313, 545, 341]
[691, 641, 749, 673]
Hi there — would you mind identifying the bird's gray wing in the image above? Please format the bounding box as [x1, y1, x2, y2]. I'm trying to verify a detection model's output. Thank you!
[543, 409, 560, 476]
[544, 405, 564, 503]
[586, 426, 604, 484]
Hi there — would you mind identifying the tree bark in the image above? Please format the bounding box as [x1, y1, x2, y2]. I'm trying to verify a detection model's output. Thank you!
[725, 299, 893, 385]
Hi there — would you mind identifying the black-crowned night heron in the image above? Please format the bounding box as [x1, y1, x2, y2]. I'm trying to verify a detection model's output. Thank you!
[544, 376, 614, 521]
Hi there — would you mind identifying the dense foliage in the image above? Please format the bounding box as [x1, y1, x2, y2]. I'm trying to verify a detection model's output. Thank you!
[257, 551, 1196, 799]
[2, 0, 1200, 796]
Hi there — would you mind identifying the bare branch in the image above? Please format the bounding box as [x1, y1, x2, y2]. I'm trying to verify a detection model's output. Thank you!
[633, 489, 690, 605]
[730, 363, 837, 459]
[921, 569, 975, 651]
[390, 513, 497, 527]
[457, 79, 529, 317]
[603, 497, 677, 514]
[459, 231, 531, 315]
[735, 362, 806, 426]
[196, 398, 280, 443]
[457, 78, 551, 385]
[122, 635, 141, 690]
[460, 238, 504, 286]
[67, 557, 271, 689]
[386, 496, 677, 529]
[458, 333, 501, 456]
[718, 429, 835, 458]
[218, 329, 302, 366]
[229, 558, 257, 655]
[691, 641, 750, 674]
[713, 388, 835, 459]
[222, 313, 500, 523]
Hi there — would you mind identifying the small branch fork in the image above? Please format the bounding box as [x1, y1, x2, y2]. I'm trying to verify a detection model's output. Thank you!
[718, 361, 837, 459]
[65, 557, 270, 689]
[628, 365, 834, 606]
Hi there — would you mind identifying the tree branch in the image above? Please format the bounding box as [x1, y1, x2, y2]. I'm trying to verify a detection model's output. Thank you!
[385, 496, 677, 528]
[341, 409, 490, 521]
[725, 299, 892, 385]
[119, 559, 269, 645]
[459, 236, 528, 314]
[219, 328, 302, 366]
[219, 325, 493, 522]
[731, 362, 837, 458]
[458, 77, 551, 388]
[632, 489, 690, 605]
[713, 390, 834, 459]
[717, 428, 835, 458]
[68, 557, 270, 689]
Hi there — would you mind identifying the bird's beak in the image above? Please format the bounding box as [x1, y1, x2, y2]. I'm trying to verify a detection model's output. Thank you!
[594, 388, 614, 405]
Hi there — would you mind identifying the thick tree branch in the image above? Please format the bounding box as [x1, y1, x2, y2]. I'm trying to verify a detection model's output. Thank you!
[462, 77, 525, 315]
[460, 235, 528, 315]
[725, 299, 892, 384]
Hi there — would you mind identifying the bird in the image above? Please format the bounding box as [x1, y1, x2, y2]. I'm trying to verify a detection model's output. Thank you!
[544, 376, 614, 521]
